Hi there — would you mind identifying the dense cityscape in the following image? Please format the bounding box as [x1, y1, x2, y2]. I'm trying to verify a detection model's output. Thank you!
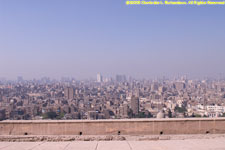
[0, 74, 225, 121]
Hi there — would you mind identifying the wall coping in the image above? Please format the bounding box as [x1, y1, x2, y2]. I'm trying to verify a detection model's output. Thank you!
[1, 118, 225, 124]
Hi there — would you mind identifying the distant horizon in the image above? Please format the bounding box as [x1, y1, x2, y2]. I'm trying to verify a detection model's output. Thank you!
[1, 74, 225, 81]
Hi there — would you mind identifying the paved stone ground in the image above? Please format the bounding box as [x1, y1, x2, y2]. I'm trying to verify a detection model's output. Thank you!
[0, 137, 225, 150]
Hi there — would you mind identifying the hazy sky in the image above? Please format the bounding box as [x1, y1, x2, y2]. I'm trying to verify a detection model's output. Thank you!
[0, 0, 225, 80]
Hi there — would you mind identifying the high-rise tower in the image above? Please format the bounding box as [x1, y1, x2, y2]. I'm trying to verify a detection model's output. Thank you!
[131, 95, 139, 115]
[64, 87, 74, 100]
[97, 73, 103, 83]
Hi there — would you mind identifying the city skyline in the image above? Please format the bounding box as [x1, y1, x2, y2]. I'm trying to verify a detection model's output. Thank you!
[1, 72, 225, 121]
[1, 73, 225, 81]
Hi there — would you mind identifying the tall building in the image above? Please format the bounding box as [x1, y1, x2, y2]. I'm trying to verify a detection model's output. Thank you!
[64, 87, 74, 100]
[97, 73, 103, 83]
[151, 82, 159, 91]
[120, 103, 129, 118]
[17, 76, 23, 83]
[116, 75, 126, 82]
[131, 95, 139, 115]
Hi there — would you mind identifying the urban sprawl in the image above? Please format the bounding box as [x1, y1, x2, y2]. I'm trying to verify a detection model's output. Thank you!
[0, 74, 225, 120]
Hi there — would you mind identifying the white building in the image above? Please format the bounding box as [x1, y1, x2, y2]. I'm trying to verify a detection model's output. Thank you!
[206, 105, 224, 113]
[97, 73, 103, 83]
[206, 105, 225, 117]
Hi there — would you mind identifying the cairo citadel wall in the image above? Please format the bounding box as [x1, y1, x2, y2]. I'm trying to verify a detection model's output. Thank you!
[0, 118, 225, 136]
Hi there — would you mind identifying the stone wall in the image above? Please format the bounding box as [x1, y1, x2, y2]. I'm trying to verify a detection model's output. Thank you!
[0, 118, 225, 135]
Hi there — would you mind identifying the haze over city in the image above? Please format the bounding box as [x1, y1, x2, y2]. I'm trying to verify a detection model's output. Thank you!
[1, 1, 225, 149]
[0, 0, 225, 80]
